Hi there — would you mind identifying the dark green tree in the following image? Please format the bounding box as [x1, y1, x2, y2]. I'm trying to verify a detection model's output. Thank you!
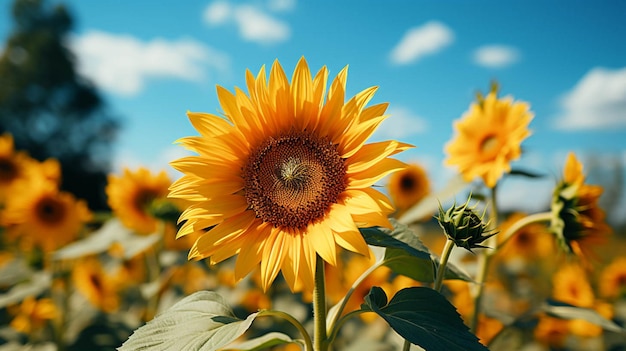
[0, 0, 119, 211]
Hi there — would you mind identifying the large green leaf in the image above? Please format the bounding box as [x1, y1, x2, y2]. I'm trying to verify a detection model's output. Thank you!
[222, 332, 301, 350]
[361, 287, 488, 351]
[119, 291, 258, 351]
[544, 300, 623, 333]
[362, 221, 472, 283]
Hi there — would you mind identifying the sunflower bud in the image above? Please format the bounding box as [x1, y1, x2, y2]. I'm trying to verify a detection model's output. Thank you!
[436, 198, 496, 252]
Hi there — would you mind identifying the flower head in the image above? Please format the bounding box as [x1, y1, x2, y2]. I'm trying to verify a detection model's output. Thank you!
[550, 153, 611, 260]
[9, 296, 57, 335]
[436, 197, 496, 252]
[106, 167, 176, 235]
[2, 176, 92, 252]
[599, 257, 626, 299]
[169, 58, 410, 292]
[387, 163, 430, 217]
[445, 90, 533, 188]
[72, 256, 122, 313]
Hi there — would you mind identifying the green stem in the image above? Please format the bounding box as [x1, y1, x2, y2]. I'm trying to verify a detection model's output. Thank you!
[470, 186, 499, 333]
[258, 310, 313, 351]
[327, 258, 385, 335]
[433, 239, 455, 292]
[498, 211, 553, 249]
[313, 255, 328, 351]
[402, 339, 412, 351]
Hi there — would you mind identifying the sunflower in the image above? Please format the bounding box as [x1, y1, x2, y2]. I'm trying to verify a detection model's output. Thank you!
[552, 262, 594, 308]
[72, 256, 121, 313]
[599, 257, 626, 299]
[169, 58, 411, 292]
[0, 133, 36, 201]
[2, 176, 92, 252]
[9, 296, 57, 335]
[106, 167, 175, 235]
[497, 212, 554, 260]
[550, 153, 611, 260]
[444, 90, 533, 188]
[387, 163, 430, 217]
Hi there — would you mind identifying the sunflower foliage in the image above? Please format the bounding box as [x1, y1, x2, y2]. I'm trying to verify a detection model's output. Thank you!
[0, 62, 625, 351]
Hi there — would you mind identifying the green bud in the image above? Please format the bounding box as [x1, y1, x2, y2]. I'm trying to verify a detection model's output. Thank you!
[436, 197, 496, 253]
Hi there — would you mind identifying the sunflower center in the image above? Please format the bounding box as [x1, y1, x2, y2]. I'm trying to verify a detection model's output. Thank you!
[243, 132, 347, 229]
[400, 174, 416, 192]
[479, 135, 500, 159]
[35, 197, 65, 224]
[0, 159, 17, 182]
[133, 190, 157, 214]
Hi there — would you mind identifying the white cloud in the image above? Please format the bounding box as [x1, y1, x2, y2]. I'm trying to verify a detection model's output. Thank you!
[553, 67, 626, 130]
[473, 45, 520, 68]
[268, 0, 296, 12]
[389, 21, 454, 65]
[372, 106, 427, 140]
[69, 30, 230, 96]
[202, 1, 290, 45]
[203, 0, 231, 25]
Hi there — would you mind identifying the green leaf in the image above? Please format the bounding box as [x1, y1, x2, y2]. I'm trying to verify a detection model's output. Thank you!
[119, 291, 258, 351]
[362, 221, 472, 283]
[508, 168, 544, 178]
[361, 287, 488, 351]
[222, 332, 301, 350]
[361, 219, 432, 260]
[544, 300, 624, 333]
[54, 219, 160, 260]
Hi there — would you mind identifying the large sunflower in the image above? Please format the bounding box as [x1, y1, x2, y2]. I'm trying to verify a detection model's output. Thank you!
[169, 58, 410, 292]
[445, 91, 533, 188]
[550, 152, 611, 260]
[106, 167, 174, 235]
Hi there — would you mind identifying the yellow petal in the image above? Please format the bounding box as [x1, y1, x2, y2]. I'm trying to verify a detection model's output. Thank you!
[307, 220, 337, 266]
[348, 158, 407, 188]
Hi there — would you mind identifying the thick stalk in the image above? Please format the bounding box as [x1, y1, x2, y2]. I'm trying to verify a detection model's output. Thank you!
[313, 255, 328, 351]
[470, 187, 499, 333]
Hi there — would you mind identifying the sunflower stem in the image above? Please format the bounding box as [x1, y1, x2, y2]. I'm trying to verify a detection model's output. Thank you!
[434, 238, 455, 292]
[470, 186, 499, 334]
[258, 310, 313, 351]
[313, 255, 328, 351]
[497, 211, 553, 249]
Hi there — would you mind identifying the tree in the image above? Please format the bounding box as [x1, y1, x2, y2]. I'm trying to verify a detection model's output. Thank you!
[0, 0, 119, 211]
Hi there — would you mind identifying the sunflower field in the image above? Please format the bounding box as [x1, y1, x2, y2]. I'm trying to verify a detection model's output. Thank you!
[0, 56, 625, 351]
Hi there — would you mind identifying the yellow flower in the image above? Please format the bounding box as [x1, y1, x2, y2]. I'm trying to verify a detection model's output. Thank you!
[444, 91, 533, 188]
[387, 163, 430, 217]
[106, 167, 173, 235]
[550, 153, 611, 261]
[552, 263, 594, 308]
[599, 257, 626, 299]
[169, 58, 410, 292]
[534, 315, 569, 348]
[2, 176, 92, 252]
[9, 296, 57, 334]
[498, 212, 555, 260]
[72, 256, 121, 313]
[0, 133, 36, 201]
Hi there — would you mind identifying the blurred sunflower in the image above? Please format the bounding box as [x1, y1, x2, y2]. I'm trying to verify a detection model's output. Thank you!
[106, 168, 175, 235]
[9, 296, 57, 335]
[444, 90, 533, 188]
[387, 163, 430, 217]
[599, 257, 626, 299]
[169, 57, 410, 292]
[550, 153, 611, 261]
[498, 212, 554, 260]
[0, 133, 36, 201]
[552, 262, 594, 308]
[2, 176, 92, 252]
[534, 314, 569, 349]
[72, 256, 121, 313]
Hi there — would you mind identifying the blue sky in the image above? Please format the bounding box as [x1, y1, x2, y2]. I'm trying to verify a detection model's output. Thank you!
[1, 0, 625, 219]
